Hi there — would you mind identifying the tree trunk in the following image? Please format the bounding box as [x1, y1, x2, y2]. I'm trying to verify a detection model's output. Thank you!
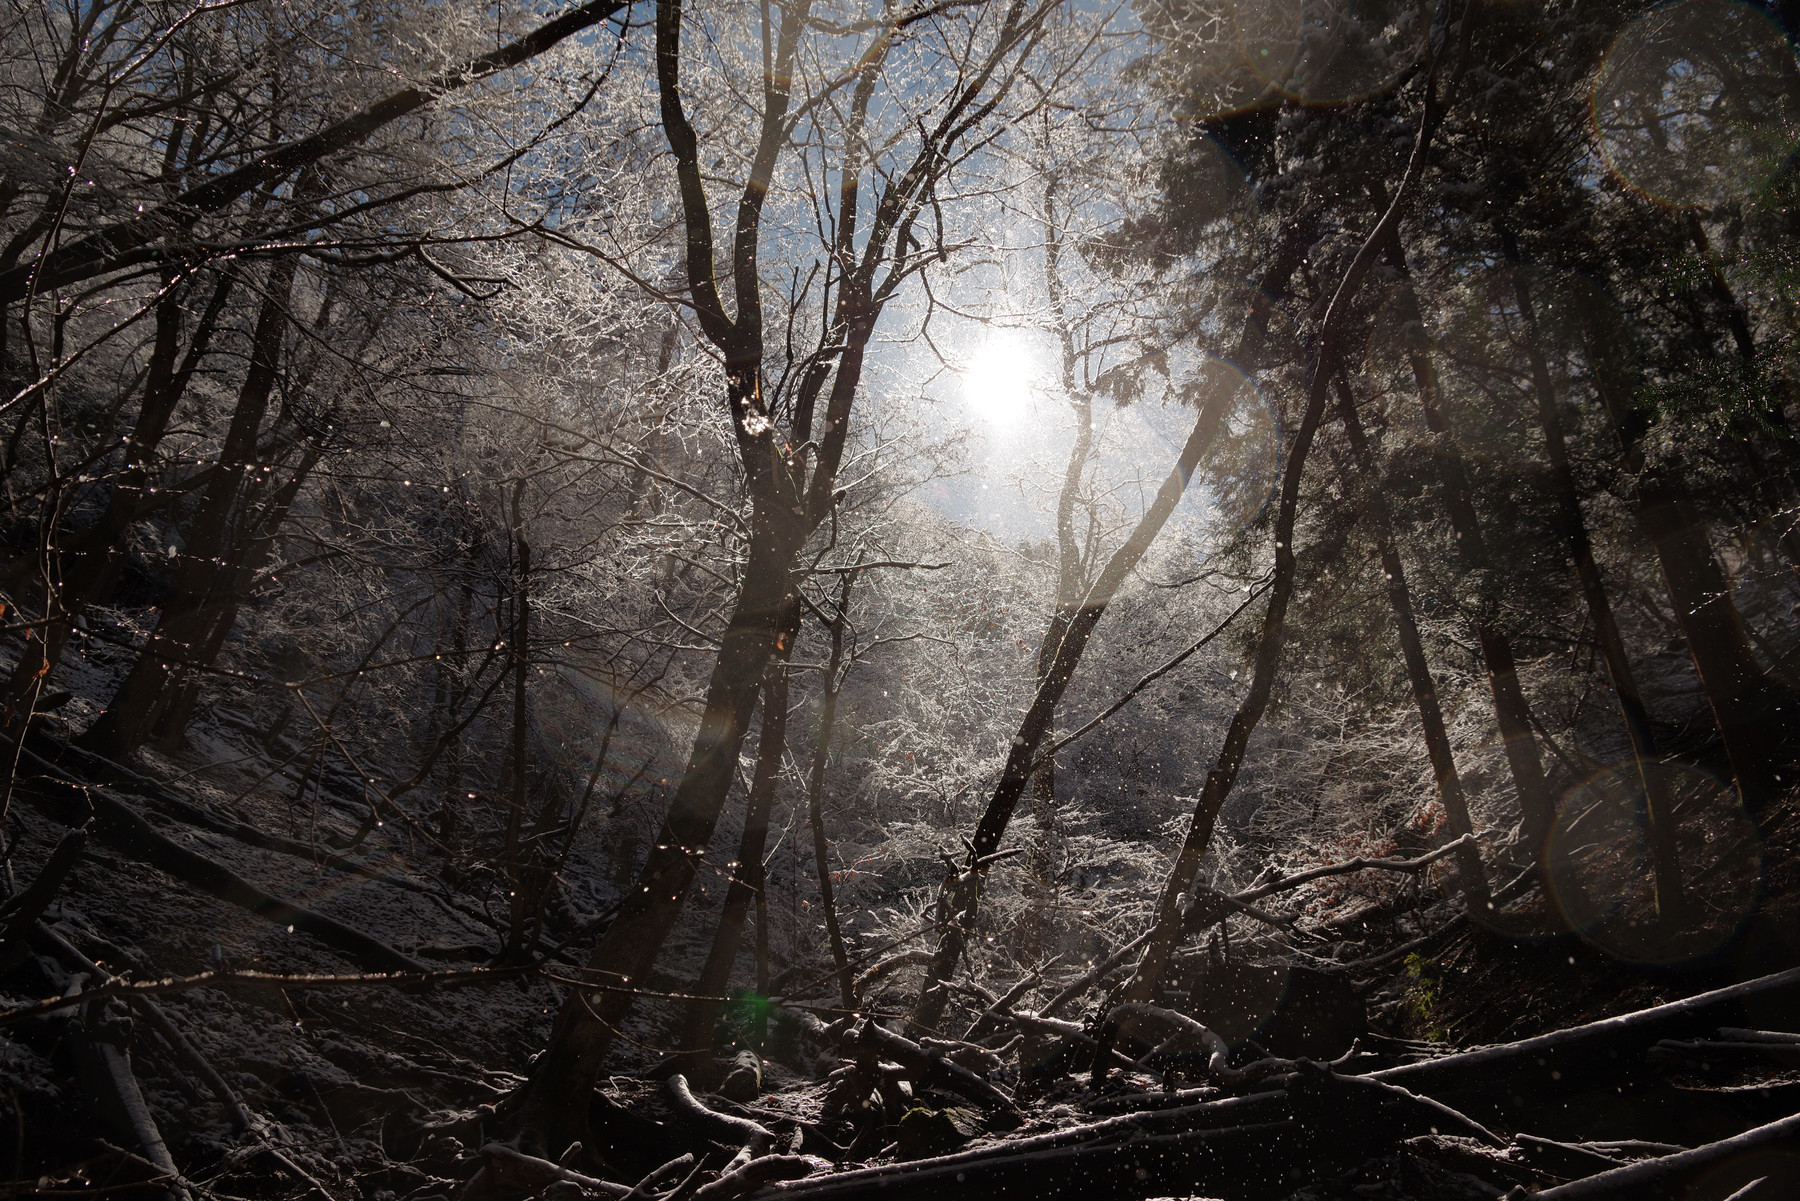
[1580, 311, 1799, 811]
[147, 445, 321, 750]
[515, 514, 805, 1153]
[1334, 374, 1490, 911]
[1499, 243, 1687, 923]
[514, 0, 1039, 1147]
[502, 533, 535, 965]
[806, 573, 855, 1012]
[5, 281, 186, 722]
[1376, 223, 1557, 869]
[80, 251, 301, 757]
[678, 650, 794, 1066]
[907, 222, 1309, 1036]
[1021, 185, 1099, 960]
[1121, 75, 1443, 1012]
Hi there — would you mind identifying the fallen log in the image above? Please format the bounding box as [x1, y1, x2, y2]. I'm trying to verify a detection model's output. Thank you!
[1719, 1028, 1800, 1044]
[791, 1011, 1017, 1114]
[1231, 834, 1481, 905]
[854, 950, 933, 1001]
[1328, 1070, 1504, 1148]
[758, 1071, 1458, 1201]
[469, 1143, 630, 1199]
[1079, 964, 1800, 1115]
[0, 826, 86, 968]
[690, 1155, 822, 1201]
[959, 962, 1054, 1043]
[32, 923, 340, 1197]
[1370, 964, 1800, 1106]
[665, 1074, 774, 1175]
[855, 1019, 1017, 1112]
[1510, 1133, 1626, 1177]
[31, 927, 190, 1200]
[1649, 1038, 1800, 1068]
[1088, 1002, 1237, 1086]
[1038, 933, 1149, 1020]
[1507, 1112, 1800, 1199]
[33, 923, 253, 1133]
[0, 962, 537, 1027]
[757, 968, 1800, 1201]
[11, 752, 427, 973]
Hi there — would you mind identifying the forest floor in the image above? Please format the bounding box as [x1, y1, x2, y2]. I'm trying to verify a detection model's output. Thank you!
[4, 699, 1800, 1201]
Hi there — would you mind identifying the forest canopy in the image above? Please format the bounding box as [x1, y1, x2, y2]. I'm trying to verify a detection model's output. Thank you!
[5, 0, 1800, 1198]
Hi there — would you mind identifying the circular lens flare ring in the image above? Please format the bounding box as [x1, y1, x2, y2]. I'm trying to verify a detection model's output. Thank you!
[1591, 0, 1800, 209]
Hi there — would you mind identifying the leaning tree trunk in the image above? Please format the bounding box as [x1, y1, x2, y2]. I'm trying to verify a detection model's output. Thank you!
[514, 492, 809, 1154]
[1580, 310, 1799, 812]
[1334, 374, 1490, 911]
[79, 253, 300, 757]
[1120, 66, 1444, 1015]
[1680, 212, 1800, 571]
[1498, 243, 1687, 924]
[1020, 185, 1098, 961]
[677, 645, 796, 1068]
[1376, 224, 1558, 875]
[906, 223, 1309, 1036]
[514, 0, 1048, 1151]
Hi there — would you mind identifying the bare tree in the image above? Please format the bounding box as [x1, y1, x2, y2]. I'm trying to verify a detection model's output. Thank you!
[512, 0, 1079, 1152]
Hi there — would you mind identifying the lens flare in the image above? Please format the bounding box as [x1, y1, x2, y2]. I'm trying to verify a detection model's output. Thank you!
[1154, 0, 1430, 119]
[962, 332, 1043, 430]
[1546, 761, 1760, 964]
[1592, 0, 1800, 208]
[1240, 0, 1432, 108]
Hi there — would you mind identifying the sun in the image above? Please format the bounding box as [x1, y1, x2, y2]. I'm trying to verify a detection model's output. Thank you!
[962, 332, 1040, 429]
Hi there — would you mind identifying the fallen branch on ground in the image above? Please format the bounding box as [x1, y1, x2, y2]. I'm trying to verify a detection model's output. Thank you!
[853, 950, 933, 1000]
[0, 962, 540, 1027]
[32, 924, 338, 1198]
[1232, 834, 1481, 904]
[30, 926, 190, 1200]
[10, 747, 428, 973]
[1037, 933, 1149, 1020]
[0, 827, 86, 968]
[851, 1018, 1017, 1112]
[664, 1073, 773, 1175]
[689, 1155, 822, 1201]
[960, 960, 1057, 1044]
[1508, 1112, 1800, 1199]
[622, 1155, 693, 1201]
[1372, 963, 1800, 1100]
[470, 1144, 629, 1199]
